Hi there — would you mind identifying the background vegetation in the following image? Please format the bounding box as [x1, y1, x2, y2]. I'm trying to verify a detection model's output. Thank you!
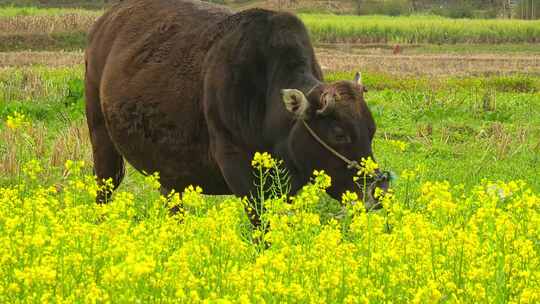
[2, 67, 539, 191]
[302, 14, 540, 43]
[0, 9, 539, 52]
[0, 0, 538, 18]
[356, 0, 540, 19]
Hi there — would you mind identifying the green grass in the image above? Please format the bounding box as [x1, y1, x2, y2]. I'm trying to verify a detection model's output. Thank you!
[0, 0, 106, 9]
[328, 72, 540, 191]
[1, 66, 539, 193]
[0, 32, 87, 52]
[410, 43, 540, 54]
[0, 66, 84, 124]
[0, 5, 100, 16]
[301, 14, 540, 44]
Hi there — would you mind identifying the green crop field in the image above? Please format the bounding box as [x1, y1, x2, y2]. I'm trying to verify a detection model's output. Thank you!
[1, 7, 540, 51]
[301, 14, 540, 44]
[1, 4, 539, 303]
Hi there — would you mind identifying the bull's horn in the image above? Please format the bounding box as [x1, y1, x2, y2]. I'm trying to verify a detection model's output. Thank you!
[354, 72, 362, 85]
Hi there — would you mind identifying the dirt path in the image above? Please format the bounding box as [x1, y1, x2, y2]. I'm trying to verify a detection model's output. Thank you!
[317, 51, 540, 76]
[0, 51, 83, 67]
[1, 49, 539, 76]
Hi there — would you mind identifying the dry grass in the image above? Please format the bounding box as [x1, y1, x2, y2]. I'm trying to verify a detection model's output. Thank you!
[0, 6, 103, 17]
[0, 123, 48, 176]
[0, 13, 98, 34]
[1, 50, 538, 77]
[50, 121, 91, 167]
[0, 51, 83, 67]
[0, 121, 91, 178]
[480, 123, 531, 161]
[0, 65, 83, 103]
[235, 0, 356, 14]
[316, 49, 540, 76]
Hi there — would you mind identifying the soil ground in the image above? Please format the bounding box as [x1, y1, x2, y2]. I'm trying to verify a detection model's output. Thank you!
[1, 47, 539, 77]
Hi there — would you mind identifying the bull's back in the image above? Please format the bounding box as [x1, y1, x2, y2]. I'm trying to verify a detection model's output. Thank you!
[85, 0, 232, 192]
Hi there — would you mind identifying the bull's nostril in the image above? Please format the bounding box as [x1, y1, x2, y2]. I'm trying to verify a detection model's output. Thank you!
[381, 170, 396, 183]
[365, 201, 383, 212]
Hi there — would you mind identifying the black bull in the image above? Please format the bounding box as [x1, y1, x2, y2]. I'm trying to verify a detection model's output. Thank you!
[84, 0, 389, 225]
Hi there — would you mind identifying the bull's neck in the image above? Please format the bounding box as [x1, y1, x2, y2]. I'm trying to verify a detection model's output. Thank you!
[263, 66, 321, 191]
[268, 59, 322, 93]
[264, 66, 321, 137]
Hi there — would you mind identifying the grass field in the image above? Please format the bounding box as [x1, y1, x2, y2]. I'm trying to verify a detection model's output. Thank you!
[301, 14, 540, 44]
[0, 5, 99, 16]
[2, 66, 539, 188]
[1, 4, 539, 303]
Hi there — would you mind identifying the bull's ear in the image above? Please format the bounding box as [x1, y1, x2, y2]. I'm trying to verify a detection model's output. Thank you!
[353, 72, 362, 85]
[281, 89, 309, 119]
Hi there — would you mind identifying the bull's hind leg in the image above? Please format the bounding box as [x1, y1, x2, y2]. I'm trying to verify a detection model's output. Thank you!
[85, 81, 125, 203]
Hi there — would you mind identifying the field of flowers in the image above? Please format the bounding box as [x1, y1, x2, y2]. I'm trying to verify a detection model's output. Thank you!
[0, 146, 539, 302]
[1, 64, 540, 302]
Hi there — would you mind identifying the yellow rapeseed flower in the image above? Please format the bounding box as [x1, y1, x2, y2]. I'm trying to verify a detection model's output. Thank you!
[313, 170, 332, 190]
[5, 111, 29, 130]
[1, 155, 539, 303]
[251, 151, 276, 169]
[357, 156, 379, 177]
[22, 159, 42, 180]
[388, 139, 409, 152]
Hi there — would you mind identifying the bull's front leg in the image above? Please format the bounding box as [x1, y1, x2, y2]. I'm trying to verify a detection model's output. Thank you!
[212, 138, 262, 227]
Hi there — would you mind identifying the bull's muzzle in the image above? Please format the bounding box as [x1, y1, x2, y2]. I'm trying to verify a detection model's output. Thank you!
[363, 170, 392, 211]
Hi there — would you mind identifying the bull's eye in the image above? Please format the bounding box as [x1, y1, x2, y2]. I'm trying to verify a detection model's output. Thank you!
[331, 125, 351, 144]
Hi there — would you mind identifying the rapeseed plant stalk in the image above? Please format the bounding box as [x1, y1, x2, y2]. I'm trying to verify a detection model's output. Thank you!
[353, 156, 380, 205]
[401, 168, 416, 208]
[249, 152, 291, 247]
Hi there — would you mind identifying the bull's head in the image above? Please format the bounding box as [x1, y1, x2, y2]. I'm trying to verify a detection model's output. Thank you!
[280, 72, 389, 210]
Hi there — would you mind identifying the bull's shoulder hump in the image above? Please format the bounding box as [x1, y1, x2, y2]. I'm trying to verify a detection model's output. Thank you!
[88, 0, 233, 46]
